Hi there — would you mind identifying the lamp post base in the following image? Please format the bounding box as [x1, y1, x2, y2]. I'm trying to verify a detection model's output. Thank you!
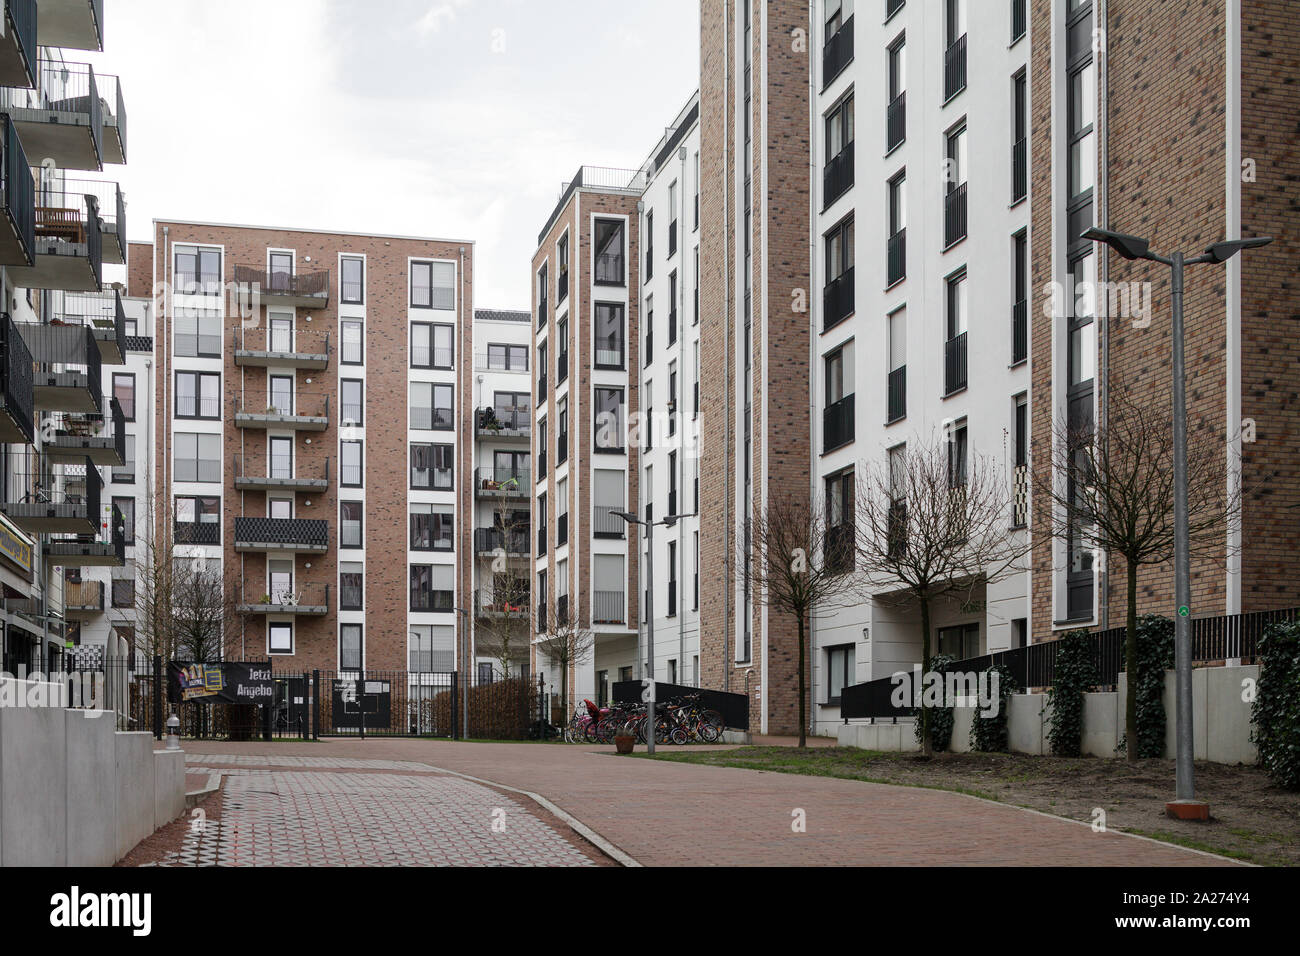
[1165, 799, 1210, 821]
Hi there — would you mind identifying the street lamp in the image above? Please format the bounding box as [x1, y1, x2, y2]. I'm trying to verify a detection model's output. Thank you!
[613, 509, 689, 754]
[1081, 226, 1272, 819]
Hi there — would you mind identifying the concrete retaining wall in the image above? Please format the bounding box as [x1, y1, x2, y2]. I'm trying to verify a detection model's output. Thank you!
[0, 678, 187, 867]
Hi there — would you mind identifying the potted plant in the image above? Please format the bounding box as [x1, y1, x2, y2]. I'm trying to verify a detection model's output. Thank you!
[614, 732, 636, 754]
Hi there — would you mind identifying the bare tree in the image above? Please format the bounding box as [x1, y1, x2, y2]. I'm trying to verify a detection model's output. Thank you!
[475, 493, 532, 678]
[855, 436, 1029, 755]
[534, 600, 595, 723]
[1036, 393, 1238, 761]
[748, 488, 862, 747]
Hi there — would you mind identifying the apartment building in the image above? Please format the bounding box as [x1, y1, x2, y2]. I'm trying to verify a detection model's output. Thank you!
[808, 0, 1032, 727]
[134, 220, 506, 684]
[0, 0, 131, 674]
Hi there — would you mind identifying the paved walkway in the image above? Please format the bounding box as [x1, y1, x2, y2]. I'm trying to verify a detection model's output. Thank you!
[178, 739, 1243, 867]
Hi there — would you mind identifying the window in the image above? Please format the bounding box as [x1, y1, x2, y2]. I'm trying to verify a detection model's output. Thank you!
[826, 0, 851, 33]
[268, 559, 293, 604]
[494, 449, 529, 482]
[824, 217, 855, 330]
[268, 497, 292, 519]
[339, 624, 362, 669]
[826, 644, 853, 703]
[341, 379, 363, 427]
[668, 271, 678, 344]
[668, 540, 678, 617]
[269, 436, 292, 480]
[174, 433, 220, 483]
[594, 388, 624, 453]
[557, 234, 570, 302]
[262, 375, 291, 417]
[411, 382, 453, 430]
[887, 171, 906, 285]
[594, 219, 624, 284]
[111, 577, 134, 609]
[644, 210, 654, 280]
[1012, 70, 1028, 203]
[412, 323, 454, 369]
[938, 622, 979, 661]
[945, 270, 968, 394]
[825, 470, 854, 573]
[823, 345, 854, 451]
[593, 470, 624, 538]
[410, 624, 454, 671]
[594, 304, 624, 369]
[175, 371, 220, 419]
[1013, 394, 1029, 526]
[411, 505, 454, 551]
[693, 247, 700, 324]
[947, 419, 969, 487]
[341, 256, 365, 304]
[111, 495, 133, 542]
[944, 123, 968, 246]
[265, 622, 292, 656]
[1012, 618, 1028, 649]
[341, 320, 364, 365]
[537, 418, 548, 477]
[268, 315, 293, 353]
[556, 477, 569, 546]
[1013, 230, 1029, 364]
[537, 263, 549, 327]
[487, 343, 528, 371]
[592, 554, 625, 624]
[410, 442, 453, 490]
[643, 294, 654, 365]
[493, 391, 529, 431]
[557, 316, 569, 382]
[174, 303, 214, 356]
[341, 440, 363, 487]
[825, 94, 855, 205]
[693, 150, 700, 229]
[113, 433, 135, 483]
[668, 182, 678, 257]
[557, 397, 569, 464]
[887, 37, 906, 152]
[341, 501, 363, 548]
[888, 307, 907, 422]
[113, 374, 135, 421]
[269, 251, 294, 289]
[668, 364, 678, 437]
[174, 246, 221, 293]
[668, 451, 678, 515]
[175, 496, 219, 543]
[537, 493, 547, 555]
[944, 0, 968, 99]
[411, 260, 455, 310]
[826, 217, 854, 284]
[340, 562, 363, 610]
[694, 531, 700, 609]
[410, 564, 454, 611]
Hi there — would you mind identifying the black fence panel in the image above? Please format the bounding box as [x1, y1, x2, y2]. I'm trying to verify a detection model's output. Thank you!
[612, 679, 750, 731]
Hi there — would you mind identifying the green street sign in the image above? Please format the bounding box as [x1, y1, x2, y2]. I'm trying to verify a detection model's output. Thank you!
[1177, 605, 1190, 617]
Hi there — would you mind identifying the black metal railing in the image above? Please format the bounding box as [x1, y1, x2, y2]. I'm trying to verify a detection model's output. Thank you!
[1012, 463, 1028, 528]
[668, 220, 677, 258]
[233, 517, 328, 549]
[2, 114, 35, 265]
[475, 465, 530, 493]
[4, 0, 37, 89]
[887, 500, 908, 559]
[240, 583, 329, 610]
[887, 365, 906, 423]
[593, 590, 624, 625]
[11, 60, 104, 165]
[944, 182, 967, 247]
[592, 505, 625, 538]
[557, 349, 568, 383]
[0, 313, 34, 444]
[822, 13, 854, 85]
[887, 228, 906, 286]
[1012, 136, 1027, 203]
[556, 432, 568, 465]
[1012, 299, 1028, 364]
[944, 34, 967, 101]
[823, 141, 854, 208]
[556, 269, 568, 304]
[887, 0, 905, 17]
[475, 527, 529, 555]
[47, 502, 123, 567]
[103, 70, 126, 162]
[173, 520, 219, 545]
[21, 322, 102, 413]
[944, 331, 968, 394]
[556, 511, 568, 546]
[537, 295, 548, 328]
[886, 91, 906, 152]
[822, 267, 855, 332]
[477, 405, 529, 433]
[1012, 0, 1027, 42]
[823, 393, 855, 452]
[233, 265, 330, 300]
[595, 253, 624, 285]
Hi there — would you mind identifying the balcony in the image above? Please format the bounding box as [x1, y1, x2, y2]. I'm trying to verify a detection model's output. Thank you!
[944, 34, 968, 101]
[19, 322, 102, 413]
[55, 289, 126, 364]
[233, 517, 329, 554]
[173, 520, 219, 546]
[474, 466, 530, 499]
[0, 313, 34, 444]
[45, 502, 124, 568]
[477, 406, 530, 439]
[0, 114, 35, 269]
[233, 265, 330, 309]
[4, 192, 103, 292]
[944, 183, 968, 248]
[887, 228, 906, 287]
[887, 366, 906, 424]
[823, 142, 854, 209]
[0, 0, 37, 89]
[1012, 299, 1028, 365]
[43, 396, 124, 466]
[822, 267, 855, 332]
[96, 72, 126, 164]
[234, 392, 329, 432]
[823, 393, 855, 453]
[63, 579, 102, 615]
[475, 588, 528, 620]
[593, 590, 624, 625]
[36, 0, 103, 51]
[233, 326, 330, 370]
[233, 453, 330, 493]
[1, 455, 100, 534]
[945, 331, 968, 395]
[592, 505, 625, 539]
[822, 13, 854, 87]
[57, 178, 124, 263]
[474, 526, 529, 557]
[0, 59, 105, 171]
[887, 92, 906, 152]
[238, 583, 330, 617]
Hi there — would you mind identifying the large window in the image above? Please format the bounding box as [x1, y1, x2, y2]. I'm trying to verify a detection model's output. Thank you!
[594, 388, 625, 453]
[174, 433, 220, 483]
[269, 375, 293, 416]
[341, 256, 365, 304]
[410, 564, 454, 611]
[174, 246, 221, 293]
[175, 371, 220, 419]
[174, 306, 221, 358]
[944, 270, 968, 394]
[825, 470, 854, 573]
[340, 562, 364, 610]
[269, 436, 292, 480]
[341, 379, 363, 426]
[175, 496, 219, 542]
[341, 320, 364, 365]
[594, 219, 625, 285]
[112, 577, 135, 609]
[339, 624, 362, 670]
[493, 391, 529, 431]
[411, 260, 455, 310]
[341, 440, 363, 487]
[411, 443, 453, 489]
[411, 382, 453, 430]
[594, 303, 624, 369]
[826, 218, 854, 284]
[487, 343, 528, 371]
[113, 374, 135, 421]
[411, 505, 454, 551]
[341, 501, 363, 548]
[112, 496, 134, 545]
[938, 622, 979, 660]
[826, 644, 854, 704]
[412, 323, 454, 369]
[825, 94, 855, 205]
[269, 623, 294, 656]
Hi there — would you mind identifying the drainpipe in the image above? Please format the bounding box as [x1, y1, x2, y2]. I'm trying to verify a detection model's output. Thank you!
[807, 0, 818, 740]
[678, 143, 687, 680]
[722, 0, 732, 695]
[1097, 0, 1111, 630]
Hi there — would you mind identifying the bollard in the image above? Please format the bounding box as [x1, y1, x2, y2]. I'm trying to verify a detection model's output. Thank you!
[165, 712, 181, 751]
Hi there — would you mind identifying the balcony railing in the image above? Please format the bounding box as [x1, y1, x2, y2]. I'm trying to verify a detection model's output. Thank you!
[823, 141, 854, 208]
[556, 511, 568, 546]
[944, 331, 968, 395]
[557, 433, 568, 465]
[0, 59, 103, 171]
[886, 91, 906, 152]
[556, 593, 569, 623]
[822, 13, 854, 86]
[537, 294, 548, 329]
[63, 579, 103, 613]
[46, 502, 123, 569]
[668, 220, 678, 258]
[238, 584, 330, 616]
[595, 253, 624, 285]
[0, 114, 35, 268]
[477, 405, 530, 436]
[475, 526, 529, 555]
[56, 289, 126, 365]
[1, 454, 100, 535]
[234, 326, 330, 369]
[1013, 463, 1028, 528]
[173, 520, 219, 546]
[233, 517, 329, 552]
[944, 34, 968, 101]
[593, 505, 625, 538]
[20, 322, 102, 414]
[44, 395, 124, 466]
[234, 392, 329, 431]
[593, 590, 624, 625]
[887, 366, 906, 423]
[823, 393, 855, 452]
[232, 265, 330, 308]
[233, 453, 330, 492]
[557, 350, 568, 384]
[9, 192, 104, 292]
[1012, 299, 1028, 365]
[1012, 137, 1027, 203]
[944, 183, 968, 248]
[822, 267, 855, 332]
[96, 71, 126, 164]
[887, 500, 908, 559]
[887, 228, 906, 286]
[0, 313, 34, 444]
[475, 466, 530, 497]
[556, 269, 569, 304]
[55, 177, 124, 264]
[1012, 0, 1027, 42]
[476, 587, 528, 619]
[0, 0, 38, 90]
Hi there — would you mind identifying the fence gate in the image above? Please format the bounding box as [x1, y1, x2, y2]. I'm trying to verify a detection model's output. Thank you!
[314, 670, 459, 738]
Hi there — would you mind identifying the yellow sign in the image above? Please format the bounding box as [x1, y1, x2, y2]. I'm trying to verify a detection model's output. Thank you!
[0, 515, 33, 575]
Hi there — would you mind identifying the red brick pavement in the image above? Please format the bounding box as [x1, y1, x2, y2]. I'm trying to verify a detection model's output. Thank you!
[178, 739, 1242, 867]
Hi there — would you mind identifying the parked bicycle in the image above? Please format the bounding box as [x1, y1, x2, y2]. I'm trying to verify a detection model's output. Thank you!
[564, 694, 725, 745]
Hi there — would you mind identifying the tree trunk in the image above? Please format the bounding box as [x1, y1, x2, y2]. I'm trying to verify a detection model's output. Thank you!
[920, 594, 933, 757]
[1125, 557, 1139, 762]
[797, 609, 807, 748]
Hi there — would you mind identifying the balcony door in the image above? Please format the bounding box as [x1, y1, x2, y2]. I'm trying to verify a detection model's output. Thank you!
[269, 559, 294, 605]
[269, 252, 294, 291]
[270, 375, 294, 416]
[269, 315, 293, 353]
[269, 436, 293, 480]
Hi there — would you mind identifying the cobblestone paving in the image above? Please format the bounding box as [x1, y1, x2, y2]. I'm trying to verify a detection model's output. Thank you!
[146, 761, 593, 867]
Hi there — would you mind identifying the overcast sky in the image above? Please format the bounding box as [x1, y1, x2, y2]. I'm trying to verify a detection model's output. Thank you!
[85, 0, 700, 309]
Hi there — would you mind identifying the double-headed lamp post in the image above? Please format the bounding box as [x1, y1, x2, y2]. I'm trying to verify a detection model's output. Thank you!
[1081, 227, 1271, 818]
[613, 509, 686, 755]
